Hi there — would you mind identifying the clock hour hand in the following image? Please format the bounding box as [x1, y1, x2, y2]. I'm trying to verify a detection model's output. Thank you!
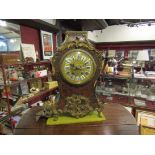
[70, 63, 81, 70]
[75, 66, 82, 70]
[70, 63, 76, 69]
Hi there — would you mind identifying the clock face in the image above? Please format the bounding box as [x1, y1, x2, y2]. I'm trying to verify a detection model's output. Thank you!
[60, 49, 96, 85]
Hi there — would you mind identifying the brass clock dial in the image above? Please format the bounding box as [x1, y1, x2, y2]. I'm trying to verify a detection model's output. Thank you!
[60, 49, 96, 85]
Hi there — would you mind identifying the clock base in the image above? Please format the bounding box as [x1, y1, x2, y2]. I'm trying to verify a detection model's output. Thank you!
[36, 95, 105, 121]
[46, 111, 106, 125]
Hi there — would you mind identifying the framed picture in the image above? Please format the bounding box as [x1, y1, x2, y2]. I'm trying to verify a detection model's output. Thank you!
[41, 30, 53, 60]
[128, 50, 139, 59]
[21, 43, 36, 62]
[150, 49, 155, 57]
[108, 50, 116, 58]
[116, 50, 124, 58]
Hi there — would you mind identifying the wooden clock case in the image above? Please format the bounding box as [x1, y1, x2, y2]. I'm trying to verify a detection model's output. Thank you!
[52, 31, 103, 113]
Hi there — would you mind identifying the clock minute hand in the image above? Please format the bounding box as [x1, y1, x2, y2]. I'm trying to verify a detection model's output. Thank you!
[70, 63, 82, 70]
[70, 63, 76, 69]
[75, 66, 82, 70]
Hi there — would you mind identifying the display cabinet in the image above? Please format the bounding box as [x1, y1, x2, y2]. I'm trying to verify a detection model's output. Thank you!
[95, 49, 155, 116]
[0, 60, 57, 133]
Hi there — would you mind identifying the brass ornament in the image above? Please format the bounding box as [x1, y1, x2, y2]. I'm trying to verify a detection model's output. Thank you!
[36, 95, 62, 121]
[63, 94, 93, 118]
[57, 31, 95, 51]
[95, 97, 105, 117]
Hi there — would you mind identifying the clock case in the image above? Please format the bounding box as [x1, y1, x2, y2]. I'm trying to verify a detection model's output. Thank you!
[52, 31, 104, 118]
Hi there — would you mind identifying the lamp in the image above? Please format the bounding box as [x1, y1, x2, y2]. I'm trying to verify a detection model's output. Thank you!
[0, 20, 7, 27]
[136, 50, 149, 74]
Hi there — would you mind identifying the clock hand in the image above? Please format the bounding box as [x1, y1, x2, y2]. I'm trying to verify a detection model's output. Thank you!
[70, 63, 76, 70]
[76, 66, 81, 70]
[70, 63, 81, 70]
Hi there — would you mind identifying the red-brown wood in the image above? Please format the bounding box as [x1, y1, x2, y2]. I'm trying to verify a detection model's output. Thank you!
[100, 95, 155, 113]
[20, 25, 57, 61]
[20, 25, 41, 58]
[53, 33, 57, 52]
[14, 103, 139, 135]
[95, 41, 155, 50]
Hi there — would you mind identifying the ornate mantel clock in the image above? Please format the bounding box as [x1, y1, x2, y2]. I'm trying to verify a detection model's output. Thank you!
[51, 31, 104, 118]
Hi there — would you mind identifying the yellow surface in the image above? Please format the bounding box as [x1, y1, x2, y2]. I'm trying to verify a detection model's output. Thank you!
[44, 81, 58, 89]
[140, 117, 148, 126]
[47, 111, 106, 125]
[141, 126, 155, 135]
[107, 67, 114, 73]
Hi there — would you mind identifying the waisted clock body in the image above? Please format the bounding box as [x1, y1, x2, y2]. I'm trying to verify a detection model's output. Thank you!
[52, 31, 103, 118]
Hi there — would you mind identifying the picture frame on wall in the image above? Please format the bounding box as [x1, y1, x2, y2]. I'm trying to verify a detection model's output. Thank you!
[128, 50, 139, 60]
[21, 43, 37, 62]
[150, 49, 155, 57]
[108, 50, 116, 58]
[41, 30, 53, 60]
[115, 50, 124, 58]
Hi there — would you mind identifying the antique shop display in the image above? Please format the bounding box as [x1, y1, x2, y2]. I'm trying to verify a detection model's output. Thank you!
[37, 31, 104, 121]
[96, 48, 155, 117]
[36, 95, 60, 121]
[21, 43, 37, 62]
[0, 59, 55, 131]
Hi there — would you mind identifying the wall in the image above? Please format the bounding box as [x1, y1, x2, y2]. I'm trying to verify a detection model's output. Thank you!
[20, 25, 41, 58]
[20, 25, 57, 59]
[88, 25, 155, 43]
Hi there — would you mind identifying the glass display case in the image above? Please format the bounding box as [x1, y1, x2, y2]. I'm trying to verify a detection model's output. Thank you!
[95, 49, 155, 115]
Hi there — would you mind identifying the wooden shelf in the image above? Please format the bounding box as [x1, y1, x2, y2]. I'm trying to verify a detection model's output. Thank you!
[0, 60, 53, 132]
[0, 76, 48, 87]
[104, 74, 131, 80]
[21, 87, 58, 105]
[22, 61, 51, 66]
[100, 94, 155, 112]
[0, 60, 51, 67]
[134, 76, 155, 80]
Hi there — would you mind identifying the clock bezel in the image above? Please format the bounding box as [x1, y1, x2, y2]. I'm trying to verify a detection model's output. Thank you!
[60, 49, 97, 85]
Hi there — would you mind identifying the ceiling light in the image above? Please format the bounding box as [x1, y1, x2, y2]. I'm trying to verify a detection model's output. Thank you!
[0, 20, 7, 27]
[10, 39, 16, 43]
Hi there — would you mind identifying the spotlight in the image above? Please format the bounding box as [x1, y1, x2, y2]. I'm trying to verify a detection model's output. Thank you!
[0, 20, 7, 27]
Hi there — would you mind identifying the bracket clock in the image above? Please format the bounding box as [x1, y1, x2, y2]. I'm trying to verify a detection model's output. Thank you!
[51, 31, 104, 118]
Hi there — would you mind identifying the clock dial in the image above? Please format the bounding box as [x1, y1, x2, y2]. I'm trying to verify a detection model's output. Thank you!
[60, 49, 96, 85]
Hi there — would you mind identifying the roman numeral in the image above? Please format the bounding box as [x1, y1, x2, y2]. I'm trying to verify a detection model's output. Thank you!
[81, 55, 86, 62]
[84, 58, 90, 64]
[75, 76, 80, 81]
[81, 75, 86, 79]
[64, 66, 70, 69]
[65, 58, 72, 63]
